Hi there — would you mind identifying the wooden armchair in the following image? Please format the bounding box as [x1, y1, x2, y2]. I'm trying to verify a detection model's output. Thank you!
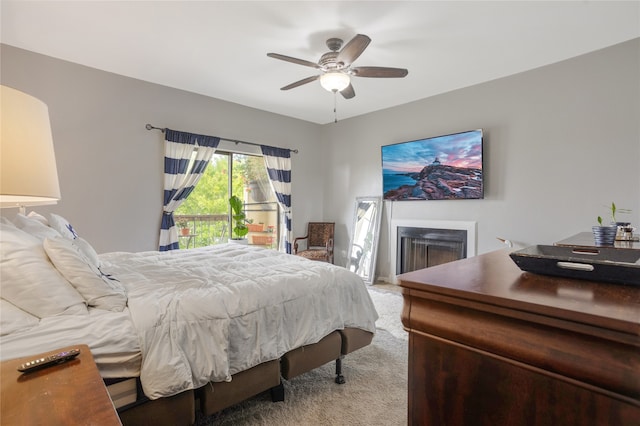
[294, 222, 335, 264]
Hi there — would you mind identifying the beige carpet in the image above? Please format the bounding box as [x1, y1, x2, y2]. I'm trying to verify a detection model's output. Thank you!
[196, 287, 408, 425]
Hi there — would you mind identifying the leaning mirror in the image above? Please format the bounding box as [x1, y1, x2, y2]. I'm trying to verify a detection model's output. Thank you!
[346, 196, 383, 285]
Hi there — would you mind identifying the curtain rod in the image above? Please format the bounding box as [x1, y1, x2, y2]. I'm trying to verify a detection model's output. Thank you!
[145, 124, 298, 154]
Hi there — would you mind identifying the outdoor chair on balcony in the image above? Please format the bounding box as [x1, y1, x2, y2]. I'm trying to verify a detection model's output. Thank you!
[293, 222, 335, 264]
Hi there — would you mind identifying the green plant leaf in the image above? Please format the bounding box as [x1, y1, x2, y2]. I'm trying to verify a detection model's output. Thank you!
[229, 195, 249, 238]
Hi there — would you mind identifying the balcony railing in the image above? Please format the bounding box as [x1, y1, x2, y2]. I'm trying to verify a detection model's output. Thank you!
[175, 202, 279, 250]
[174, 214, 227, 249]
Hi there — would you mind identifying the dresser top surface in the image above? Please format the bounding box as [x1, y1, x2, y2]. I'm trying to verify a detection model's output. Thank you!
[398, 249, 640, 334]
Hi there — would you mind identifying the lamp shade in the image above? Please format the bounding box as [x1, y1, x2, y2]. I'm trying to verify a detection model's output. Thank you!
[0, 85, 61, 208]
[320, 72, 351, 92]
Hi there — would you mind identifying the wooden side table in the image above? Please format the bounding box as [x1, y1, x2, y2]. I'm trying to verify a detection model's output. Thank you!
[1, 344, 121, 425]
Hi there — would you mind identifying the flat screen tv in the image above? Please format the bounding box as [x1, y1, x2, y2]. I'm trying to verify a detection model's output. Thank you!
[381, 129, 483, 201]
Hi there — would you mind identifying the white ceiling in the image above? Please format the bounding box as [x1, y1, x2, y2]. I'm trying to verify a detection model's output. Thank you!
[2, 1, 639, 124]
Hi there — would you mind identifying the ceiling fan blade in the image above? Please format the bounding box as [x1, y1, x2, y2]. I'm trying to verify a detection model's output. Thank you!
[336, 34, 371, 66]
[280, 75, 319, 91]
[340, 83, 355, 99]
[351, 66, 409, 78]
[267, 53, 320, 69]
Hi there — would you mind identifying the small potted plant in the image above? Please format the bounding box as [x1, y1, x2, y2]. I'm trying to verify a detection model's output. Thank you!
[593, 216, 617, 246]
[592, 202, 630, 246]
[229, 195, 252, 242]
[177, 219, 190, 236]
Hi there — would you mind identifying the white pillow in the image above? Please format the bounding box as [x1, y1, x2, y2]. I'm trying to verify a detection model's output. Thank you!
[13, 213, 61, 241]
[49, 213, 79, 240]
[43, 237, 127, 312]
[27, 211, 49, 226]
[1, 299, 39, 336]
[74, 236, 101, 268]
[0, 221, 88, 318]
[14, 213, 101, 268]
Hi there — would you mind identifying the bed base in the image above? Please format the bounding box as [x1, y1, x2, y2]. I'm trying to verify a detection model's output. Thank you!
[336, 327, 375, 384]
[199, 358, 282, 415]
[117, 388, 195, 426]
[116, 327, 373, 425]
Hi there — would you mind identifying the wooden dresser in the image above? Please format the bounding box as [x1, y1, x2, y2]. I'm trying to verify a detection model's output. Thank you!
[398, 249, 639, 426]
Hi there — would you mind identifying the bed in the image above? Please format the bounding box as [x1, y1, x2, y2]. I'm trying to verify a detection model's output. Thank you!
[0, 212, 378, 425]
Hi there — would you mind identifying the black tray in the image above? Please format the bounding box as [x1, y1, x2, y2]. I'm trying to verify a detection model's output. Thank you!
[509, 245, 640, 286]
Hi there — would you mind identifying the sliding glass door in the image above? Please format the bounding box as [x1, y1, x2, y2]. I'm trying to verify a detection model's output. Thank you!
[174, 152, 279, 249]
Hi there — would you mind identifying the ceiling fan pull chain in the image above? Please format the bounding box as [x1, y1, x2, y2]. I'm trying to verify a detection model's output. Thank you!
[334, 91, 338, 123]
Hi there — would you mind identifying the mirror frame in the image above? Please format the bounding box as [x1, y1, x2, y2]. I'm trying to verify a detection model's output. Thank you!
[346, 196, 383, 285]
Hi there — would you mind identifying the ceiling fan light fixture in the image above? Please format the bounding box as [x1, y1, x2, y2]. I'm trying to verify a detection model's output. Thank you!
[268, 34, 407, 100]
[320, 72, 350, 92]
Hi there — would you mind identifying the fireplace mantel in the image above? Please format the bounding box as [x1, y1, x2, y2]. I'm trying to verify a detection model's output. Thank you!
[389, 219, 477, 283]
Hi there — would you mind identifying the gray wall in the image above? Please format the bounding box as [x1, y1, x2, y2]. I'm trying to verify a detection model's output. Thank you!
[323, 38, 639, 281]
[2, 39, 639, 282]
[1, 44, 324, 253]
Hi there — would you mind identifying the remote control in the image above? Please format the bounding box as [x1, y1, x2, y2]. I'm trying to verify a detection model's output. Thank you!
[17, 348, 81, 373]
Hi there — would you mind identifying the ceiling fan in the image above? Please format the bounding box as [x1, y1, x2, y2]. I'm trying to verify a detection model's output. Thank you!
[267, 34, 408, 99]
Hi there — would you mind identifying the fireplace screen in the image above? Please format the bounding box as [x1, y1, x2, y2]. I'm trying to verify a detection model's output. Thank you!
[397, 227, 467, 274]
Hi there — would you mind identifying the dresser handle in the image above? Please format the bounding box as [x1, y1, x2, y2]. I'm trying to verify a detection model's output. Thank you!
[557, 261, 594, 272]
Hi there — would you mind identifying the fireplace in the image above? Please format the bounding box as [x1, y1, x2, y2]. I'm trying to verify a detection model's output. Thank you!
[396, 227, 467, 274]
[390, 220, 476, 282]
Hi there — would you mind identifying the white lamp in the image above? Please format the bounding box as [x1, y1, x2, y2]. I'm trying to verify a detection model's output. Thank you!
[1, 85, 61, 213]
[320, 72, 351, 92]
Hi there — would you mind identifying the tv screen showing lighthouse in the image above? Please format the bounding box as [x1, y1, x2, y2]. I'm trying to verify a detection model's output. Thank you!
[381, 129, 483, 201]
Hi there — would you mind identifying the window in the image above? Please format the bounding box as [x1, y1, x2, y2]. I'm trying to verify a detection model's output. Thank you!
[174, 152, 279, 249]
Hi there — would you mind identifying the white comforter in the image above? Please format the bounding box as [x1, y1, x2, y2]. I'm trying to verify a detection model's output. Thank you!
[100, 243, 378, 400]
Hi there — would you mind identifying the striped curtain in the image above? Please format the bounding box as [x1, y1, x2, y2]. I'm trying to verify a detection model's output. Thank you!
[260, 146, 293, 253]
[159, 129, 220, 251]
